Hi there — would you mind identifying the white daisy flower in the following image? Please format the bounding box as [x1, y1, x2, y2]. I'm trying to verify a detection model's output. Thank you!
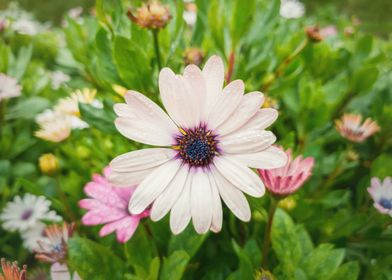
[55, 88, 102, 117]
[280, 0, 305, 19]
[20, 222, 49, 251]
[35, 110, 72, 142]
[109, 55, 287, 234]
[368, 177, 392, 217]
[51, 71, 70, 90]
[0, 194, 61, 232]
[0, 73, 22, 102]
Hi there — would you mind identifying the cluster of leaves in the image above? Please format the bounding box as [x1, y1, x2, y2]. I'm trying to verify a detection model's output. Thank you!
[1, 0, 391, 279]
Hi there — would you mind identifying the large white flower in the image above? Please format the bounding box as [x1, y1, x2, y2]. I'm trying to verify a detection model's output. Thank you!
[0, 194, 61, 232]
[280, 0, 305, 19]
[0, 73, 22, 102]
[109, 55, 287, 234]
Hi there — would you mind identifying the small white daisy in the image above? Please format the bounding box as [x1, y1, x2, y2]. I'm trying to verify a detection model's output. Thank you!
[0, 193, 61, 232]
[35, 110, 72, 142]
[368, 177, 392, 217]
[51, 71, 70, 90]
[280, 0, 305, 19]
[55, 88, 102, 117]
[0, 73, 22, 102]
[109, 55, 287, 234]
[20, 222, 49, 251]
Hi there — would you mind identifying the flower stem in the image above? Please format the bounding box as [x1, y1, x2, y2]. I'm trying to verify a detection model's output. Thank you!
[152, 29, 162, 70]
[262, 38, 308, 92]
[225, 50, 235, 84]
[262, 196, 278, 269]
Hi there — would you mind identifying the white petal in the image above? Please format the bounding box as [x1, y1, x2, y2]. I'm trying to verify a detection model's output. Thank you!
[233, 108, 278, 133]
[170, 175, 192, 234]
[212, 167, 251, 221]
[208, 172, 223, 233]
[230, 146, 288, 169]
[191, 170, 213, 234]
[150, 166, 189, 221]
[207, 80, 244, 129]
[214, 156, 265, 197]
[202, 55, 224, 111]
[108, 167, 156, 187]
[220, 130, 276, 154]
[217, 92, 264, 136]
[110, 148, 174, 172]
[129, 160, 181, 214]
[114, 91, 178, 146]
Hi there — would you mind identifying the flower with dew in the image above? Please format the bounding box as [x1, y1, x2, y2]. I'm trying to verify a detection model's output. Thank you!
[35, 110, 72, 142]
[54, 88, 101, 117]
[368, 177, 392, 217]
[0, 258, 27, 280]
[79, 167, 150, 243]
[335, 113, 380, 143]
[51, 71, 70, 90]
[279, 0, 305, 19]
[0, 73, 22, 102]
[128, 1, 171, 30]
[0, 194, 61, 232]
[109, 55, 287, 234]
[258, 148, 314, 197]
[35, 222, 74, 264]
[20, 222, 49, 251]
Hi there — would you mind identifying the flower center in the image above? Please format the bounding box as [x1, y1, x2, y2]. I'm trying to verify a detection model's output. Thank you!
[20, 209, 33, 220]
[175, 126, 218, 167]
[379, 198, 392, 210]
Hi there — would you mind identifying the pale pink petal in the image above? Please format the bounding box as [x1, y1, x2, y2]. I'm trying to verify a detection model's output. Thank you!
[208, 172, 223, 233]
[110, 148, 174, 172]
[207, 80, 244, 129]
[202, 55, 224, 112]
[150, 166, 188, 221]
[219, 130, 276, 154]
[83, 182, 126, 208]
[212, 167, 251, 221]
[230, 146, 288, 169]
[113, 91, 178, 146]
[191, 170, 213, 234]
[129, 160, 181, 215]
[81, 204, 127, 225]
[214, 156, 265, 197]
[50, 263, 71, 280]
[99, 217, 140, 243]
[170, 175, 192, 234]
[217, 92, 264, 136]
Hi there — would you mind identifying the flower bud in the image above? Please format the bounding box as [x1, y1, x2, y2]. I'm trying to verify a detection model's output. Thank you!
[278, 196, 297, 211]
[255, 269, 276, 280]
[184, 48, 204, 66]
[305, 26, 323, 42]
[128, 1, 171, 30]
[39, 153, 59, 175]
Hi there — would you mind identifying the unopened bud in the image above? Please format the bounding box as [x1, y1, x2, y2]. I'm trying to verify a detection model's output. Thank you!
[184, 48, 204, 66]
[39, 153, 59, 175]
[255, 270, 276, 280]
[278, 196, 297, 211]
[128, 1, 171, 30]
[305, 26, 323, 42]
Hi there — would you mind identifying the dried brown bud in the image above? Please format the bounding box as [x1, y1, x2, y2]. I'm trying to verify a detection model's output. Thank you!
[305, 26, 323, 42]
[184, 48, 204, 66]
[128, 1, 171, 30]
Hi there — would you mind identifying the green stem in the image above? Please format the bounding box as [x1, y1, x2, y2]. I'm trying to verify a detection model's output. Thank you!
[152, 29, 162, 70]
[262, 197, 278, 269]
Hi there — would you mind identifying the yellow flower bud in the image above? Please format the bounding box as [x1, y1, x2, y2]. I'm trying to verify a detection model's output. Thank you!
[278, 196, 297, 211]
[39, 153, 59, 175]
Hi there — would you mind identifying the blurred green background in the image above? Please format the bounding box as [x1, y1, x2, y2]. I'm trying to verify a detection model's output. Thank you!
[0, 0, 391, 35]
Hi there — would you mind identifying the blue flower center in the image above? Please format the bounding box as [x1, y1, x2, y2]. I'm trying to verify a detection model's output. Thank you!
[176, 126, 218, 167]
[379, 198, 392, 210]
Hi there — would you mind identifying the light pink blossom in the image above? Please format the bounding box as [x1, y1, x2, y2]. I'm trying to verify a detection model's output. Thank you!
[258, 148, 314, 196]
[368, 177, 392, 217]
[79, 168, 149, 243]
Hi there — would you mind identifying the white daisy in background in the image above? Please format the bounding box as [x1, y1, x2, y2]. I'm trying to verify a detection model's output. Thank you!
[51, 71, 70, 90]
[368, 177, 392, 217]
[0, 193, 61, 232]
[35, 110, 72, 142]
[280, 0, 305, 19]
[0, 73, 22, 102]
[109, 55, 287, 234]
[20, 222, 49, 251]
[55, 88, 102, 117]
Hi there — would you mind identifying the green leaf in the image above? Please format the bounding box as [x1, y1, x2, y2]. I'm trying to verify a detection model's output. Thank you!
[68, 237, 125, 280]
[5, 97, 50, 120]
[160, 250, 190, 280]
[350, 66, 379, 93]
[8, 45, 33, 80]
[230, 0, 256, 47]
[328, 261, 360, 280]
[79, 102, 116, 133]
[231, 240, 255, 280]
[168, 224, 208, 259]
[371, 154, 392, 179]
[300, 244, 345, 280]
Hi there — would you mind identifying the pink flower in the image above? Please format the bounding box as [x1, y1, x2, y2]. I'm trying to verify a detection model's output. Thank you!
[258, 149, 314, 196]
[335, 113, 380, 143]
[367, 177, 392, 217]
[79, 167, 149, 243]
[320, 25, 337, 38]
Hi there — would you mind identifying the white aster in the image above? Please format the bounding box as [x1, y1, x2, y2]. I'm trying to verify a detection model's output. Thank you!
[0, 73, 22, 102]
[280, 0, 305, 19]
[35, 110, 72, 142]
[0, 193, 62, 232]
[21, 222, 49, 251]
[109, 55, 287, 234]
[51, 71, 70, 90]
